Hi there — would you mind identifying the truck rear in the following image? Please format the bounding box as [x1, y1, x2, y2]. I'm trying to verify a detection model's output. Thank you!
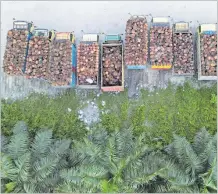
[3, 20, 34, 75]
[77, 34, 100, 89]
[196, 24, 217, 80]
[101, 34, 124, 92]
[150, 17, 173, 70]
[125, 15, 148, 70]
[172, 22, 194, 76]
[48, 32, 77, 87]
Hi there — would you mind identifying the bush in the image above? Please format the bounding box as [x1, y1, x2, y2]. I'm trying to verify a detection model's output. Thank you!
[1, 91, 87, 141]
[1, 82, 217, 146]
[97, 82, 217, 146]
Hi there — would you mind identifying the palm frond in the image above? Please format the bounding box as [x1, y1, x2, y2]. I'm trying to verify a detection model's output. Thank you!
[193, 128, 212, 155]
[23, 182, 37, 193]
[115, 128, 134, 158]
[159, 160, 199, 193]
[169, 135, 203, 177]
[54, 182, 73, 193]
[1, 135, 8, 153]
[88, 128, 108, 146]
[12, 121, 28, 134]
[50, 139, 71, 157]
[14, 152, 31, 183]
[32, 156, 58, 182]
[7, 130, 29, 160]
[31, 130, 52, 159]
[0, 153, 18, 181]
[60, 168, 82, 184]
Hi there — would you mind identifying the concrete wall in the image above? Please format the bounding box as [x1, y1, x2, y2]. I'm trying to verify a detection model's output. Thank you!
[1, 1, 217, 99]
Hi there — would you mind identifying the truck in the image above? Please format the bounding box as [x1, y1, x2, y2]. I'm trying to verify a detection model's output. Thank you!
[172, 21, 194, 76]
[196, 23, 217, 80]
[13, 20, 34, 74]
[50, 32, 77, 87]
[101, 34, 124, 92]
[150, 17, 173, 70]
[33, 28, 56, 41]
[125, 15, 148, 70]
[77, 33, 101, 89]
[13, 20, 34, 33]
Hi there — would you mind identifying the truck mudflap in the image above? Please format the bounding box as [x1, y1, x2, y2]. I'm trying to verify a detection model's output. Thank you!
[127, 65, 147, 70]
[101, 86, 124, 92]
[151, 64, 172, 70]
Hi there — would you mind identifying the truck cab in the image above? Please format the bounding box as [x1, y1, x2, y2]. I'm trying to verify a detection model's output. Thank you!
[33, 28, 49, 37]
[13, 20, 34, 33]
[55, 32, 75, 44]
[104, 34, 122, 44]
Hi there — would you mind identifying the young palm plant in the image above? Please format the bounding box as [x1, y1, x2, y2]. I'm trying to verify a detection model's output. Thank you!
[158, 128, 217, 193]
[1, 121, 71, 193]
[55, 128, 169, 193]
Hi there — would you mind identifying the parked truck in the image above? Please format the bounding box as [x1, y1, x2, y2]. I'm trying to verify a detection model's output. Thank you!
[196, 23, 217, 80]
[77, 33, 101, 89]
[101, 34, 124, 92]
[125, 15, 148, 70]
[150, 17, 173, 70]
[172, 21, 194, 76]
[3, 20, 34, 75]
[25, 28, 51, 79]
[49, 32, 77, 87]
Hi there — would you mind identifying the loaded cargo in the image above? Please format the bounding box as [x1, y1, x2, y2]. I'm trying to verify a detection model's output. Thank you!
[77, 34, 100, 89]
[3, 20, 34, 76]
[150, 17, 173, 70]
[48, 32, 77, 87]
[101, 34, 124, 92]
[172, 22, 194, 76]
[25, 28, 50, 79]
[125, 15, 148, 70]
[197, 24, 217, 80]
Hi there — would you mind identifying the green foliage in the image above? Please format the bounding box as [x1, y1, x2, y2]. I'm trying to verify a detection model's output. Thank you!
[96, 82, 217, 147]
[160, 128, 217, 193]
[58, 128, 167, 193]
[1, 122, 217, 193]
[1, 91, 87, 141]
[2, 82, 216, 147]
[100, 180, 119, 193]
[100, 113, 121, 133]
[1, 122, 71, 193]
[130, 104, 146, 135]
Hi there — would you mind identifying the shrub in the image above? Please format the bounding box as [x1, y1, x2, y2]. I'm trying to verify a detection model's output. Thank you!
[1, 91, 87, 141]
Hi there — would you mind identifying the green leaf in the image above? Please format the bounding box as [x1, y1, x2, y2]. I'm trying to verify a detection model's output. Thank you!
[101, 180, 119, 193]
[5, 182, 16, 193]
[7, 130, 29, 160]
[32, 156, 58, 182]
[31, 130, 52, 159]
[0, 153, 18, 181]
[14, 152, 31, 183]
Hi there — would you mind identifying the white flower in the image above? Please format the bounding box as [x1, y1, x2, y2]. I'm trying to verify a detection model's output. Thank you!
[102, 101, 105, 106]
[67, 108, 72, 112]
